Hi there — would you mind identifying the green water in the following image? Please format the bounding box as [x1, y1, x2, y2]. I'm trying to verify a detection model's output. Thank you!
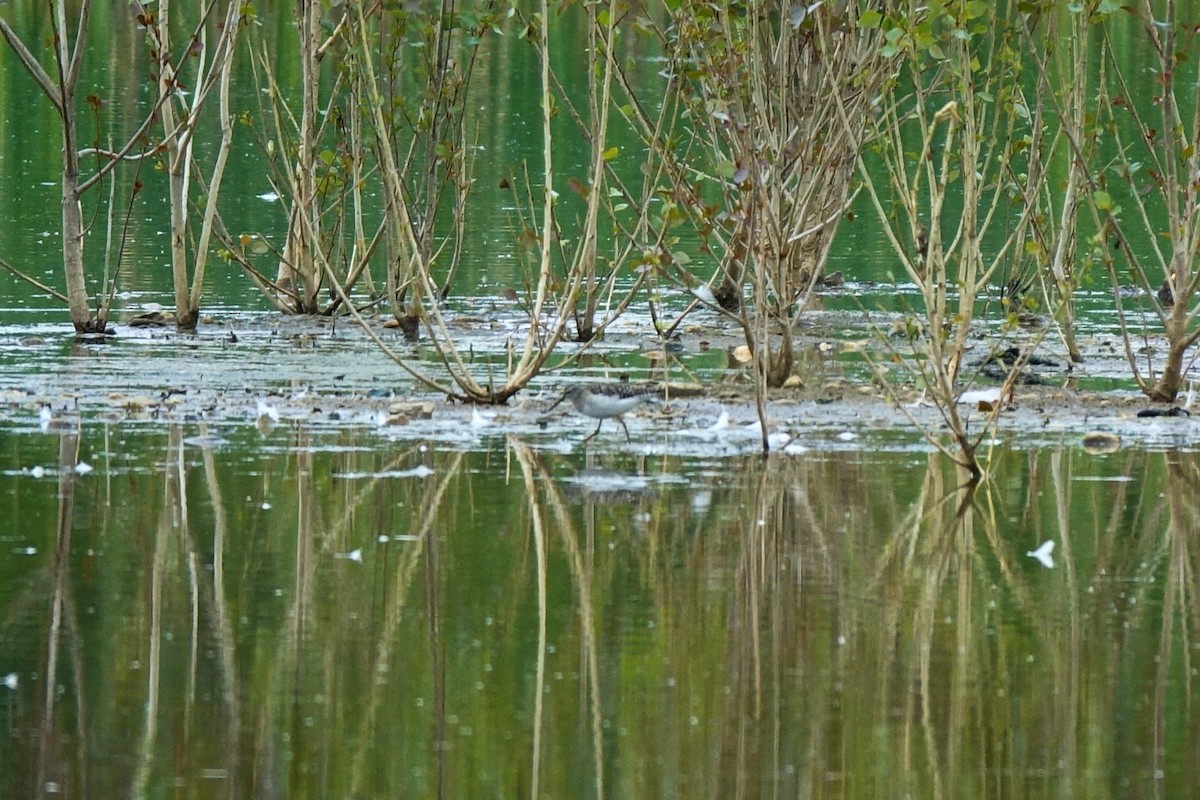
[1, 3, 1198, 797]
[0, 2, 648, 309]
[1, 425, 1197, 797]
[0, 4, 1163, 334]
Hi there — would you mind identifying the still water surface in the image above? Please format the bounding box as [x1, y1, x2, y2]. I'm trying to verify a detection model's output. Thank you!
[0, 5, 1197, 797]
[1, 422, 1196, 798]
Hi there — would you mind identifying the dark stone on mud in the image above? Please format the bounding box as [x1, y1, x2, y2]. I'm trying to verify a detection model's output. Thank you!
[1136, 406, 1190, 418]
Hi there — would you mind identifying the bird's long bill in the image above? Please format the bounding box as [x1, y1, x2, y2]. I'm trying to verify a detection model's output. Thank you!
[546, 393, 570, 413]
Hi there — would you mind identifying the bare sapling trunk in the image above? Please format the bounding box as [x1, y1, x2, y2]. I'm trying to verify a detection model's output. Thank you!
[151, 0, 244, 331]
[0, 0, 111, 333]
[55, 5, 98, 333]
[341, 2, 638, 403]
[326, 1, 501, 400]
[236, 2, 483, 322]
[510, 7, 679, 362]
[659, 2, 885, 405]
[846, 2, 1029, 478]
[188, 15, 239, 319]
[570, 3, 619, 343]
[1088, 0, 1200, 401]
[276, 0, 322, 313]
[62, 141, 93, 331]
[378, 1, 491, 328]
[520, 0, 622, 344]
[1015, 7, 1092, 365]
[236, 9, 375, 316]
[156, 0, 189, 328]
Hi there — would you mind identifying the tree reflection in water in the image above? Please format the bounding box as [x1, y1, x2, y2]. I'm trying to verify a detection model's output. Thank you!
[0, 428, 1196, 798]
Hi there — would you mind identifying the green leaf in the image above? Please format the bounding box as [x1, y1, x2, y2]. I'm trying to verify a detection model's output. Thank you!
[965, 0, 988, 19]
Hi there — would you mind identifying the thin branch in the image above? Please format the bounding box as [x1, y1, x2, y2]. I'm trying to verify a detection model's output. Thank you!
[0, 257, 70, 304]
[0, 19, 62, 108]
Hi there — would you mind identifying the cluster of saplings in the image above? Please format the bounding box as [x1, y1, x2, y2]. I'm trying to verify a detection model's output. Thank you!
[1, 1, 1196, 472]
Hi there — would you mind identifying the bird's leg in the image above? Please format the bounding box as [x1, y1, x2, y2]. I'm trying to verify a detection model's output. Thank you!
[618, 417, 631, 442]
[582, 419, 603, 443]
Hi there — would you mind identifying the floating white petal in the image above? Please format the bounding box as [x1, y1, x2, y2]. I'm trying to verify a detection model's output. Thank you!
[707, 411, 731, 432]
[1026, 540, 1055, 569]
[388, 465, 435, 479]
[958, 387, 1006, 408]
[767, 431, 792, 450]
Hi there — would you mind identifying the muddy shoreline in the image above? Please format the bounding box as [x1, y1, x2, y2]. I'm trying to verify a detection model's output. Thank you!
[2, 310, 1197, 456]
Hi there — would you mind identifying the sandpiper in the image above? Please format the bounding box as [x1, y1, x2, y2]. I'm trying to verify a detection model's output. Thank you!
[547, 384, 661, 442]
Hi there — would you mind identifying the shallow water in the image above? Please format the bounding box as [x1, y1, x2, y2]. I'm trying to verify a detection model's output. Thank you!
[1, 4, 1197, 795]
[0, 417, 1197, 798]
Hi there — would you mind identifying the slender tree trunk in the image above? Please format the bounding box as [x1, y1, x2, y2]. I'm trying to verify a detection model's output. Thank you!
[765, 329, 793, 388]
[157, 0, 197, 330]
[1149, 318, 1188, 402]
[189, 12, 239, 317]
[298, 0, 319, 313]
[56, 0, 97, 332]
[279, 0, 321, 314]
[166, 157, 194, 330]
[61, 106, 93, 330]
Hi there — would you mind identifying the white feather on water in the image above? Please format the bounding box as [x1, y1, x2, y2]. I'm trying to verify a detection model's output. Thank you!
[1027, 540, 1055, 569]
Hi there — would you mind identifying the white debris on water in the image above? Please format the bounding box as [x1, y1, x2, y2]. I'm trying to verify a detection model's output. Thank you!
[707, 411, 731, 431]
[1027, 540, 1055, 569]
[336, 548, 364, 563]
